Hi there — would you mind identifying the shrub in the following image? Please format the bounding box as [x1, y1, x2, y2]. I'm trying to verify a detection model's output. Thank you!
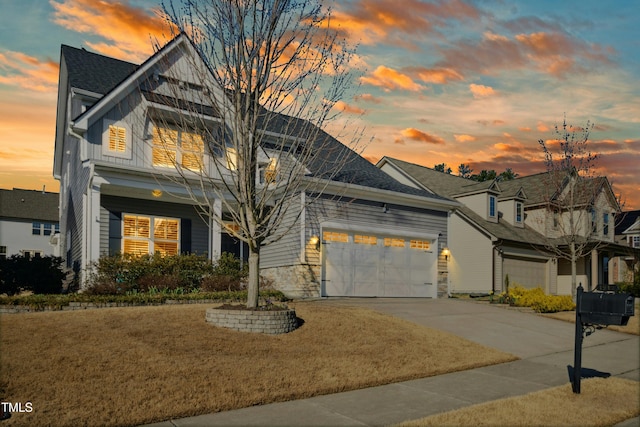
[509, 284, 576, 313]
[617, 281, 640, 298]
[0, 254, 65, 295]
[86, 253, 215, 295]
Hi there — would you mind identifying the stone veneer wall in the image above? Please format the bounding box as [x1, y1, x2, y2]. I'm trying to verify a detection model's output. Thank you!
[205, 307, 298, 334]
[438, 271, 449, 298]
[260, 264, 321, 299]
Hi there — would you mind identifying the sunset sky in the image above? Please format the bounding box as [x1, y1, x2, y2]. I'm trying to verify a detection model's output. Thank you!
[1, 0, 638, 209]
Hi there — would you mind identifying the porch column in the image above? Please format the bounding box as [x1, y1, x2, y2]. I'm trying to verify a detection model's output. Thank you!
[590, 248, 599, 290]
[89, 182, 102, 265]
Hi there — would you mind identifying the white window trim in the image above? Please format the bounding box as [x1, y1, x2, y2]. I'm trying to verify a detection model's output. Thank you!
[488, 195, 497, 219]
[102, 119, 132, 159]
[515, 201, 523, 224]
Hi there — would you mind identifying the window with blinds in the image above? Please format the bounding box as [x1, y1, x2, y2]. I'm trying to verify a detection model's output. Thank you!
[123, 214, 179, 256]
[108, 125, 127, 153]
[152, 126, 204, 171]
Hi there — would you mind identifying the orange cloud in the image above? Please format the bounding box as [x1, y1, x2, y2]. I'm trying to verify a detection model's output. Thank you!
[333, 0, 480, 49]
[334, 100, 365, 115]
[356, 93, 382, 104]
[50, 0, 171, 63]
[360, 65, 424, 92]
[469, 83, 496, 98]
[454, 134, 476, 142]
[401, 128, 445, 144]
[537, 122, 550, 132]
[416, 68, 464, 84]
[0, 51, 59, 92]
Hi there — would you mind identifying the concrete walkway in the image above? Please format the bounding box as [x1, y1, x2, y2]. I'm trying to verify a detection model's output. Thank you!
[144, 298, 639, 427]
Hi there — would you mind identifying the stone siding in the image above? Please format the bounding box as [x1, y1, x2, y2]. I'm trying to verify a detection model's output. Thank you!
[261, 264, 321, 298]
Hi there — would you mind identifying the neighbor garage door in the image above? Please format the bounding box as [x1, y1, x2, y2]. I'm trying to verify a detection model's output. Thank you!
[503, 256, 548, 290]
[322, 228, 438, 298]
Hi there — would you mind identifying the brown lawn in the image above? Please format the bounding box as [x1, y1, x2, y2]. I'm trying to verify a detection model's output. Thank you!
[543, 302, 640, 336]
[0, 302, 516, 426]
[398, 377, 640, 427]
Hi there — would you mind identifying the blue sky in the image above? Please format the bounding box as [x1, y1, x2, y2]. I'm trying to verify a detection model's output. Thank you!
[0, 0, 638, 208]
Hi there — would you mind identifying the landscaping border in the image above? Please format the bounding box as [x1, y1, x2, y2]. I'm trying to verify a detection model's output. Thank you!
[205, 307, 298, 334]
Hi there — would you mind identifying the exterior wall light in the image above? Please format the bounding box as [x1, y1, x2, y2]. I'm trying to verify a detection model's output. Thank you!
[151, 189, 163, 198]
[309, 235, 320, 250]
[442, 247, 450, 261]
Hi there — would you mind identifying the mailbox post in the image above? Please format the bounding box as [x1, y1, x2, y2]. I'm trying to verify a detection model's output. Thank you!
[572, 285, 635, 394]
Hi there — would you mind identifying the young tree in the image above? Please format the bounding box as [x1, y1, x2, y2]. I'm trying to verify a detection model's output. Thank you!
[150, 0, 361, 307]
[538, 116, 618, 300]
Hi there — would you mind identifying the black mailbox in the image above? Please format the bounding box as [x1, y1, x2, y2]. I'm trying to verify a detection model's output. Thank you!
[579, 292, 635, 326]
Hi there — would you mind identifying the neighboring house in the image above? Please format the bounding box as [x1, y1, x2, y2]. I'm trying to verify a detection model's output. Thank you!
[0, 188, 60, 259]
[611, 210, 640, 284]
[53, 34, 459, 298]
[378, 157, 633, 295]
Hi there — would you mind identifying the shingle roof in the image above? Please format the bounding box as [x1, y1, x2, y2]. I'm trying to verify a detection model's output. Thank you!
[616, 210, 640, 235]
[0, 188, 59, 222]
[61, 45, 138, 95]
[383, 157, 549, 244]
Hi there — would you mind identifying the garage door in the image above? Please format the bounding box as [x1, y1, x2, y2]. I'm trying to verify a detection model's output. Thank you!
[322, 229, 437, 298]
[503, 256, 548, 290]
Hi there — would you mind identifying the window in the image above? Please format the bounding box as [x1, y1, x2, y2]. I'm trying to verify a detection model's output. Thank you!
[55, 224, 60, 234]
[354, 235, 377, 245]
[323, 231, 348, 242]
[553, 210, 559, 229]
[0, 246, 6, 260]
[489, 195, 496, 218]
[515, 202, 523, 224]
[591, 209, 597, 234]
[632, 236, 640, 248]
[21, 250, 43, 258]
[384, 238, 405, 247]
[123, 214, 179, 256]
[603, 213, 609, 236]
[152, 126, 204, 172]
[410, 240, 431, 250]
[32, 222, 41, 235]
[44, 223, 52, 236]
[102, 120, 131, 159]
[108, 125, 127, 153]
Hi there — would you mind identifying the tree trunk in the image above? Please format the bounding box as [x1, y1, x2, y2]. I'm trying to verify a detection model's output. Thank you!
[246, 248, 260, 309]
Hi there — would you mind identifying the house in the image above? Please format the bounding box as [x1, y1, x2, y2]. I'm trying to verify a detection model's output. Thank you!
[0, 188, 60, 259]
[53, 34, 459, 298]
[611, 210, 640, 284]
[378, 157, 634, 295]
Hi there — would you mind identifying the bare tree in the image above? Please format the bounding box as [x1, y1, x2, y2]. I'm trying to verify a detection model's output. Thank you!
[142, 0, 362, 307]
[538, 116, 620, 299]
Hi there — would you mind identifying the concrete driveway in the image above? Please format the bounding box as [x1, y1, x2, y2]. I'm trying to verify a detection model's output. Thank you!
[327, 297, 639, 380]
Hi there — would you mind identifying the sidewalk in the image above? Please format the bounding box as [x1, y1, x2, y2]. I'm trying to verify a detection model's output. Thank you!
[144, 298, 639, 427]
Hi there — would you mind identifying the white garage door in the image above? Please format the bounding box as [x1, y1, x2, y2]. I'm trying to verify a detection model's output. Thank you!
[503, 256, 548, 290]
[322, 229, 437, 298]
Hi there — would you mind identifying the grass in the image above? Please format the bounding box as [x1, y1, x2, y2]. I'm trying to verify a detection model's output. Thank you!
[0, 302, 516, 427]
[543, 302, 640, 336]
[397, 377, 640, 427]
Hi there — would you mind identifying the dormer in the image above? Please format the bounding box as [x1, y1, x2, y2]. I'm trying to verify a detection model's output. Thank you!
[453, 180, 501, 223]
[498, 187, 527, 228]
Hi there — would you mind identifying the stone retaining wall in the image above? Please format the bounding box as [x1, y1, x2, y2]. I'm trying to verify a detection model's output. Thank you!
[205, 307, 298, 334]
[0, 299, 223, 314]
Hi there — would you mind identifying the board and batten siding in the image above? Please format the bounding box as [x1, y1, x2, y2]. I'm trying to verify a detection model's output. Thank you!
[99, 195, 209, 256]
[449, 213, 493, 293]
